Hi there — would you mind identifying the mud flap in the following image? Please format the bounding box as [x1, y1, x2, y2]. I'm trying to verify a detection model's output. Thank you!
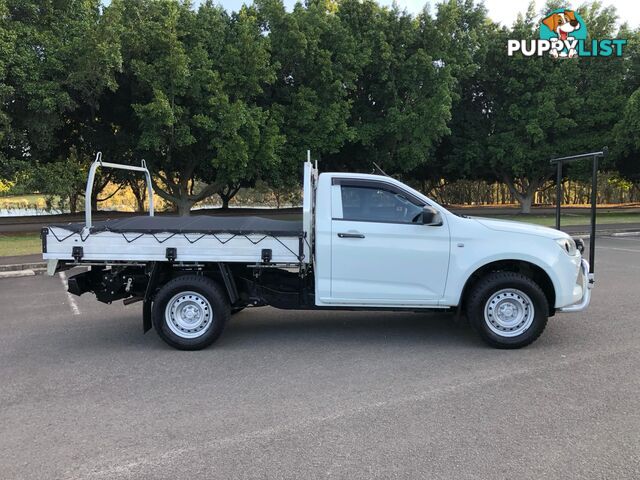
[143, 262, 162, 333]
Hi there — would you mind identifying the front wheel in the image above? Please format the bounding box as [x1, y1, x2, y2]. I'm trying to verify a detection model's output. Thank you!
[466, 272, 549, 349]
[152, 275, 230, 350]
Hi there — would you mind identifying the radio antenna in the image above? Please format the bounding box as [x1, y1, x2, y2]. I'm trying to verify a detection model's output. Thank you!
[372, 162, 389, 177]
[307, 149, 318, 170]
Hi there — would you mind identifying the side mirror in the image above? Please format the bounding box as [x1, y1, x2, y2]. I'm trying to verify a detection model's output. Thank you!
[421, 206, 443, 226]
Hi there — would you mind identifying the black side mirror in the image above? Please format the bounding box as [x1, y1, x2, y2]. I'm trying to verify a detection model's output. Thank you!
[421, 206, 443, 226]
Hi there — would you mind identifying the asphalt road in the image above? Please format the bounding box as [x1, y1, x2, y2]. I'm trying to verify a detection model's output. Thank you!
[1, 236, 639, 479]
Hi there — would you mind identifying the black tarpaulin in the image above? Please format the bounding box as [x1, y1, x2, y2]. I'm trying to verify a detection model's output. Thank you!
[52, 215, 303, 237]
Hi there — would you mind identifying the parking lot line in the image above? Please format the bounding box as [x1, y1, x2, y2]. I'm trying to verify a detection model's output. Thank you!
[58, 271, 81, 316]
[597, 246, 640, 253]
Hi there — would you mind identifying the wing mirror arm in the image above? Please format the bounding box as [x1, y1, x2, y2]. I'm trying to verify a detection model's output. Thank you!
[421, 206, 443, 226]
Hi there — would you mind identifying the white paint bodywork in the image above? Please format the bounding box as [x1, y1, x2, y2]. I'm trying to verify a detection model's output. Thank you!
[313, 170, 586, 311]
[44, 162, 588, 311]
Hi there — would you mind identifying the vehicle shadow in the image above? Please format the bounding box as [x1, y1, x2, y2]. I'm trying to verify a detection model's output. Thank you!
[53, 308, 480, 353]
[217, 308, 479, 351]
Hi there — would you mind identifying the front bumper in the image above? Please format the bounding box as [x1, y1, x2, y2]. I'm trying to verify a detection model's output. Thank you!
[557, 259, 593, 313]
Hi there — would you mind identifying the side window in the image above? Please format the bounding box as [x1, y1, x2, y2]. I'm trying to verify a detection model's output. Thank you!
[340, 184, 424, 224]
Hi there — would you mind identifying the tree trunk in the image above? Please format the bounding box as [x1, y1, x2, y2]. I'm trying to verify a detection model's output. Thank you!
[134, 189, 146, 212]
[632, 182, 640, 202]
[136, 196, 145, 212]
[503, 175, 539, 214]
[176, 198, 193, 216]
[91, 189, 99, 213]
[519, 193, 533, 214]
[218, 184, 240, 210]
[69, 194, 78, 214]
[89, 173, 113, 212]
[128, 180, 147, 212]
[150, 167, 220, 217]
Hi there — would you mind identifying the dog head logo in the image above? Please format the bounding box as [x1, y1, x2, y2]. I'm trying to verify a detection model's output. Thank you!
[540, 9, 587, 58]
[507, 8, 626, 58]
[542, 10, 581, 41]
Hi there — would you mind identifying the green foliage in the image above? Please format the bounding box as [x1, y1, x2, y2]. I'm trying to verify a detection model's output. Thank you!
[1, 0, 123, 209]
[30, 148, 89, 213]
[256, 0, 361, 192]
[621, 28, 640, 94]
[436, 1, 633, 211]
[117, 0, 282, 213]
[612, 87, 640, 185]
[0, 0, 638, 214]
[485, 18, 582, 198]
[3, 0, 120, 156]
[326, 0, 454, 173]
[0, 0, 15, 164]
[566, 2, 626, 177]
[427, 0, 494, 182]
[0, 178, 12, 194]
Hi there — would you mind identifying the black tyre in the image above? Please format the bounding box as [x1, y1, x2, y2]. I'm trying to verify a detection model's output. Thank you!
[466, 271, 548, 349]
[152, 275, 229, 350]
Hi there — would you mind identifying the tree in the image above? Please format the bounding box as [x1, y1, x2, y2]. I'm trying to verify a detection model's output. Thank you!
[3, 0, 74, 162]
[422, 0, 494, 189]
[568, 1, 625, 175]
[0, 0, 16, 182]
[255, 0, 361, 196]
[431, 1, 631, 211]
[31, 148, 87, 213]
[116, 0, 282, 214]
[2, 0, 123, 212]
[473, 6, 583, 212]
[612, 88, 640, 191]
[58, 0, 124, 212]
[326, 0, 454, 175]
[620, 26, 640, 94]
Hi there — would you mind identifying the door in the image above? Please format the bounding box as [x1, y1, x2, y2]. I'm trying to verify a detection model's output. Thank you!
[329, 179, 450, 305]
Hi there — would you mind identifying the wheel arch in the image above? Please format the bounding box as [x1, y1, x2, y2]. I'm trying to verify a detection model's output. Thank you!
[458, 259, 556, 316]
[165, 263, 241, 306]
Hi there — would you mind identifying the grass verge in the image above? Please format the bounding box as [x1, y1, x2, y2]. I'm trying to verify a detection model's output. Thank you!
[0, 233, 41, 257]
[492, 212, 640, 226]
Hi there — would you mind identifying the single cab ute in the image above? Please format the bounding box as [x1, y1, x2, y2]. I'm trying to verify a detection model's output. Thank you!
[42, 154, 593, 349]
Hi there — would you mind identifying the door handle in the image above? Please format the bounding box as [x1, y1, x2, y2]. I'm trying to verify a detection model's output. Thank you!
[337, 232, 365, 238]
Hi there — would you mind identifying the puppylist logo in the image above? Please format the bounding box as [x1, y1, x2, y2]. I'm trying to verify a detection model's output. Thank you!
[508, 8, 627, 58]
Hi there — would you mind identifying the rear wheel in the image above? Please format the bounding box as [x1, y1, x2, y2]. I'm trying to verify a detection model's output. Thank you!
[466, 272, 548, 349]
[152, 275, 229, 350]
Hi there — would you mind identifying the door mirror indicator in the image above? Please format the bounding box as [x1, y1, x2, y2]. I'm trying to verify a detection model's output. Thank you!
[421, 206, 443, 226]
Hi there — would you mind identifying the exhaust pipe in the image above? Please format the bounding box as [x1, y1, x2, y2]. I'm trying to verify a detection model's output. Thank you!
[123, 296, 143, 306]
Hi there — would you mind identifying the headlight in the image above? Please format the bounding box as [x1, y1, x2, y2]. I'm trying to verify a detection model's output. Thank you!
[555, 237, 577, 256]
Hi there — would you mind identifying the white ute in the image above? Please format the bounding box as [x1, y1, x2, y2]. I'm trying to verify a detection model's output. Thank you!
[43, 154, 593, 350]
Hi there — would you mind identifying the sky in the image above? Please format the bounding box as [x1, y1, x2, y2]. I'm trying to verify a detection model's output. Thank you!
[211, 0, 640, 28]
